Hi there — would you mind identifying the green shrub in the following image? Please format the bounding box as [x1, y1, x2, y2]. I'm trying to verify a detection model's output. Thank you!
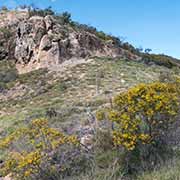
[0, 119, 91, 180]
[121, 42, 140, 55]
[0, 61, 18, 89]
[0, 27, 12, 41]
[142, 53, 180, 68]
[97, 81, 180, 173]
[60, 12, 72, 24]
[0, 6, 8, 11]
[29, 6, 54, 17]
[0, 69, 18, 83]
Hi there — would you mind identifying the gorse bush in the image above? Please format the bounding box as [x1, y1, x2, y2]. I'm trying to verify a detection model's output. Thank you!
[111, 82, 179, 150]
[97, 81, 180, 172]
[0, 119, 80, 180]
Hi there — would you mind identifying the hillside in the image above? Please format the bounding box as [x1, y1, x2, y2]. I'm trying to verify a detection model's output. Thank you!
[0, 9, 180, 73]
[1, 57, 177, 132]
[0, 7, 180, 180]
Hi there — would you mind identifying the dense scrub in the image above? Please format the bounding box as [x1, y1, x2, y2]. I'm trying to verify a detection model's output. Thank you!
[0, 60, 18, 90]
[142, 53, 180, 68]
[96, 80, 180, 175]
[0, 119, 92, 180]
[0, 79, 179, 179]
[0, 6, 180, 179]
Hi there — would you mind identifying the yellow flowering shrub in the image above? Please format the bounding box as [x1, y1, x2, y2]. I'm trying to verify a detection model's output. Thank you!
[0, 118, 79, 179]
[97, 82, 180, 151]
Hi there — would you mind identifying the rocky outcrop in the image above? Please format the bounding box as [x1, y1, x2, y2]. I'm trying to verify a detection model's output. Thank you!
[0, 10, 29, 61]
[0, 10, 28, 28]
[14, 15, 140, 73]
[0, 11, 141, 73]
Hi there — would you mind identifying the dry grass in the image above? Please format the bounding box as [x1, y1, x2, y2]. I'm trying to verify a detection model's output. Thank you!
[0, 57, 179, 133]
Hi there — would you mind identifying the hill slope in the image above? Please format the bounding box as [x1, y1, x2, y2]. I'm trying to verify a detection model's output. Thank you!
[0, 8, 180, 180]
[0, 57, 179, 133]
[0, 9, 180, 73]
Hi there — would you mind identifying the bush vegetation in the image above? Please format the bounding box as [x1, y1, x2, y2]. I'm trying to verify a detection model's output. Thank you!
[0, 119, 92, 180]
[0, 61, 18, 90]
[0, 6, 8, 11]
[0, 78, 180, 179]
[28, 6, 55, 17]
[0, 27, 13, 60]
[0, 5, 180, 179]
[0, 28, 12, 43]
[142, 53, 180, 68]
[97, 80, 180, 174]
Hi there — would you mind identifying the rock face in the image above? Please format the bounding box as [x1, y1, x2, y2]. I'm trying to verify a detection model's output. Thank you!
[0, 10, 29, 61]
[0, 11, 141, 73]
[14, 15, 140, 73]
[0, 10, 28, 28]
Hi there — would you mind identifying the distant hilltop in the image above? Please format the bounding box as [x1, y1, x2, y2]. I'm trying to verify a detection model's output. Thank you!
[0, 7, 179, 73]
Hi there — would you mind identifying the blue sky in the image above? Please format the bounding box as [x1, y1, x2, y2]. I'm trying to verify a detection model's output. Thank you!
[1, 0, 180, 58]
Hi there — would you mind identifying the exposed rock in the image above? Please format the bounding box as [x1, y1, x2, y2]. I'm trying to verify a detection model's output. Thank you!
[0, 10, 28, 28]
[80, 134, 94, 149]
[15, 16, 46, 64]
[0, 10, 29, 61]
[44, 15, 54, 31]
[0, 11, 141, 73]
[0, 174, 12, 180]
[14, 15, 140, 73]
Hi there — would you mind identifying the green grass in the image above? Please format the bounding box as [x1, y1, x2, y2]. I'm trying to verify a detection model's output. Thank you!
[0, 57, 180, 179]
[0, 57, 179, 133]
[137, 158, 180, 180]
